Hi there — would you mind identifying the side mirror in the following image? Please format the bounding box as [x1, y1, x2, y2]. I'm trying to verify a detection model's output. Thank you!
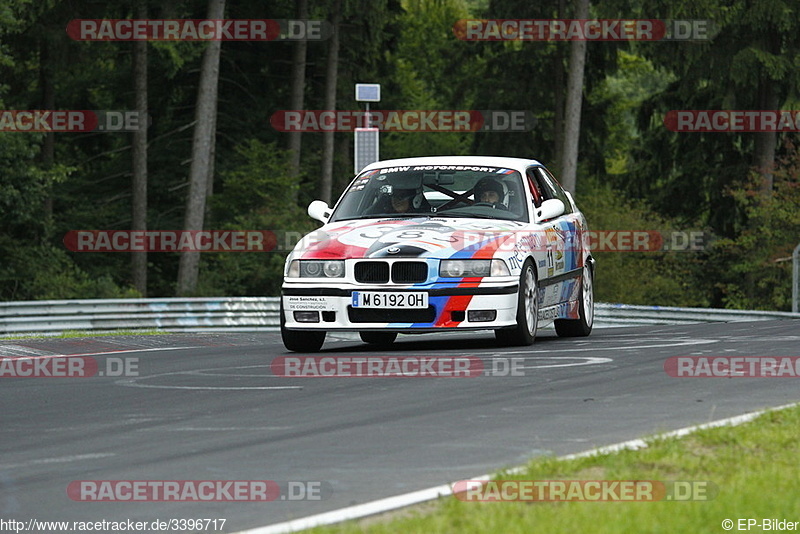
[534, 198, 565, 223]
[308, 200, 331, 224]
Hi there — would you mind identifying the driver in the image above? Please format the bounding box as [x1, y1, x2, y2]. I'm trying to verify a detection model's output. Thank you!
[390, 188, 417, 213]
[473, 177, 505, 208]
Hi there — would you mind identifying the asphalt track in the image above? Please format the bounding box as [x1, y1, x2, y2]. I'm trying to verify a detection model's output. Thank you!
[1, 320, 799, 532]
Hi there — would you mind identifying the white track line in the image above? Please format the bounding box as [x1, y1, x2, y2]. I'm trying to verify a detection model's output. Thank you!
[237, 401, 799, 534]
[0, 346, 199, 360]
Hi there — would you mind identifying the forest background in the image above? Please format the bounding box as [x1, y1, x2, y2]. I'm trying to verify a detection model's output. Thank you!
[1, 0, 798, 310]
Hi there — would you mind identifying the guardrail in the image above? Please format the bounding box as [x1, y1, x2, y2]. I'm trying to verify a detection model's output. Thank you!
[595, 303, 800, 325]
[0, 297, 280, 335]
[1, 297, 799, 336]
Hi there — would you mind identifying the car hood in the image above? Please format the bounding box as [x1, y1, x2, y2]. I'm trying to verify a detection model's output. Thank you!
[293, 217, 529, 260]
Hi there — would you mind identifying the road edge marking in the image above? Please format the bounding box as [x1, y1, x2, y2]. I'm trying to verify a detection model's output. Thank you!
[237, 401, 799, 533]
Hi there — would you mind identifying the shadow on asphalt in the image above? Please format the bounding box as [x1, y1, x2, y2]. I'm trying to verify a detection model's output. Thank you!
[321, 330, 566, 354]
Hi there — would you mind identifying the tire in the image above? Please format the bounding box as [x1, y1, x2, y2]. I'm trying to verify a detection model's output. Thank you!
[280, 302, 326, 352]
[495, 259, 538, 346]
[359, 331, 398, 346]
[555, 262, 594, 337]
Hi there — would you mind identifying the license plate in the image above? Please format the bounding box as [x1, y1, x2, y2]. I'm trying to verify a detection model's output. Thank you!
[352, 291, 428, 309]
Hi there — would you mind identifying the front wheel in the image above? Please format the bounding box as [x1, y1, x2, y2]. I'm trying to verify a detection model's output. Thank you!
[495, 260, 538, 346]
[359, 331, 398, 346]
[555, 262, 594, 337]
[280, 302, 326, 352]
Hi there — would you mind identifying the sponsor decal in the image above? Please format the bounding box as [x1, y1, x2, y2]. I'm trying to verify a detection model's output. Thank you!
[284, 296, 337, 312]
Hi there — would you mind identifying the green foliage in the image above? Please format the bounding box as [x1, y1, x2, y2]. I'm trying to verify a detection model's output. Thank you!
[579, 178, 711, 307]
[309, 405, 800, 534]
[0, 236, 139, 300]
[380, 0, 475, 158]
[588, 50, 675, 176]
[212, 139, 300, 217]
[705, 139, 800, 310]
[0, 0, 796, 309]
[620, 0, 800, 232]
[199, 140, 316, 297]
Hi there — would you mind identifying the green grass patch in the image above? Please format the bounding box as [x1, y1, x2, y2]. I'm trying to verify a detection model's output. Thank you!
[311, 404, 800, 534]
[0, 329, 169, 341]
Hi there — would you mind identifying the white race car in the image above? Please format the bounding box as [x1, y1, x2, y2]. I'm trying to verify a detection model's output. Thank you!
[281, 156, 594, 352]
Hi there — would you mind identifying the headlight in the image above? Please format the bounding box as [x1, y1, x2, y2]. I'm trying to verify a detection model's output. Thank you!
[287, 260, 300, 278]
[322, 261, 344, 277]
[439, 259, 508, 278]
[288, 260, 345, 278]
[490, 259, 510, 276]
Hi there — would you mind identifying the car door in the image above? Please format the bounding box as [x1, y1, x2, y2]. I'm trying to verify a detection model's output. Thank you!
[533, 166, 586, 310]
[526, 166, 574, 312]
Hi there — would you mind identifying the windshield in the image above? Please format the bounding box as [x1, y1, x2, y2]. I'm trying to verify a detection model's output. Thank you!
[330, 165, 528, 222]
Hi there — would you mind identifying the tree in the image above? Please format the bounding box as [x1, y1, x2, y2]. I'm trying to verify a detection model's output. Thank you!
[319, 0, 342, 204]
[558, 0, 589, 194]
[131, 0, 148, 295]
[176, 0, 225, 295]
[623, 0, 800, 224]
[552, 0, 566, 170]
[288, 0, 309, 196]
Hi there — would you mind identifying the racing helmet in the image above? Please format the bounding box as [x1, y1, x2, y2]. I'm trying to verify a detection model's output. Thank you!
[474, 177, 506, 206]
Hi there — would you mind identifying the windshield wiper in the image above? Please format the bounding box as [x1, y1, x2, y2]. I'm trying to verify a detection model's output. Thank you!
[338, 214, 429, 221]
[434, 211, 499, 220]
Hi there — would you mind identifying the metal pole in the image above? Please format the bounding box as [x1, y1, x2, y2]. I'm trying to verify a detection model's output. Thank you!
[793, 243, 800, 313]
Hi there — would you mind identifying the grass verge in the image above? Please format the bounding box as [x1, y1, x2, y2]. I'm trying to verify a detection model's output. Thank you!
[0, 329, 169, 341]
[311, 404, 800, 534]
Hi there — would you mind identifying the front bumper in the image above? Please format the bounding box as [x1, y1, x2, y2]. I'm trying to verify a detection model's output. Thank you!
[281, 283, 519, 332]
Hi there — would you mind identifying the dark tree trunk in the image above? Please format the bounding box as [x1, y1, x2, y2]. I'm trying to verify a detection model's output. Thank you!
[319, 0, 342, 204]
[176, 0, 225, 295]
[754, 80, 778, 198]
[39, 37, 55, 235]
[559, 0, 589, 194]
[288, 0, 309, 202]
[552, 0, 566, 170]
[131, 0, 148, 296]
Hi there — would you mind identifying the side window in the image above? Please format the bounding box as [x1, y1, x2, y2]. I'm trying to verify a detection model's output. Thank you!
[536, 168, 573, 214]
[525, 168, 545, 208]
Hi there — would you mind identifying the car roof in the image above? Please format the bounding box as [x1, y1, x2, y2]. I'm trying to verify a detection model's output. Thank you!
[360, 155, 544, 172]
